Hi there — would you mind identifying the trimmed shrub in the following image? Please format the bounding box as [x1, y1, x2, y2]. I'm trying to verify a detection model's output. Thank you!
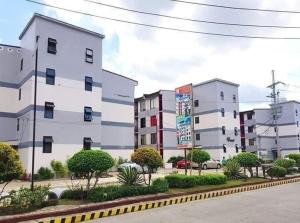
[267, 166, 287, 180]
[68, 150, 114, 191]
[34, 167, 54, 180]
[187, 149, 210, 175]
[152, 178, 169, 193]
[51, 160, 68, 178]
[274, 159, 296, 170]
[87, 185, 157, 203]
[167, 156, 184, 168]
[165, 174, 226, 188]
[287, 154, 300, 164]
[131, 147, 163, 185]
[235, 152, 259, 177]
[61, 189, 87, 200]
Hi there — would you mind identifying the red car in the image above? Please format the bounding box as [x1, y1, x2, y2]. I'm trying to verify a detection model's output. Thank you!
[176, 160, 198, 169]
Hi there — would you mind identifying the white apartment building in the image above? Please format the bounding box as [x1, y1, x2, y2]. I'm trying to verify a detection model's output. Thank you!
[0, 14, 137, 174]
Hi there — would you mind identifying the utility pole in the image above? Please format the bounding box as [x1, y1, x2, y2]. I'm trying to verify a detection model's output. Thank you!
[267, 70, 284, 159]
[31, 36, 39, 191]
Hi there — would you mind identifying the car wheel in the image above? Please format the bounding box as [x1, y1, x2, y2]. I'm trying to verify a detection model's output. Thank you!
[217, 164, 221, 169]
[203, 164, 207, 170]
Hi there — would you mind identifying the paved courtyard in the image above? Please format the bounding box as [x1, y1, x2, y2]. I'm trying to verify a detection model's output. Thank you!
[91, 181, 300, 223]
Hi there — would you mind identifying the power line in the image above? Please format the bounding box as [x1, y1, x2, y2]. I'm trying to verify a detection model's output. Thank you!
[85, 0, 300, 29]
[25, 0, 300, 40]
[170, 0, 300, 14]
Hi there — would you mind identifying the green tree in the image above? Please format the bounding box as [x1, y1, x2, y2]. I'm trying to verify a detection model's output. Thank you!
[287, 154, 300, 167]
[67, 150, 114, 191]
[275, 159, 296, 170]
[0, 143, 23, 198]
[131, 147, 163, 185]
[187, 149, 210, 175]
[235, 152, 259, 177]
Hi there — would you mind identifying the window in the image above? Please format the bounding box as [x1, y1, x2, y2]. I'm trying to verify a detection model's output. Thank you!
[296, 109, 298, 116]
[47, 38, 57, 54]
[247, 112, 253, 120]
[249, 139, 256, 146]
[140, 101, 146, 112]
[233, 94, 237, 103]
[141, 134, 146, 145]
[220, 91, 224, 100]
[248, 126, 254, 133]
[43, 136, 53, 153]
[275, 139, 278, 144]
[84, 107, 93, 122]
[86, 48, 93, 63]
[150, 116, 157, 127]
[46, 68, 55, 85]
[234, 110, 237, 119]
[235, 144, 239, 153]
[17, 118, 20, 131]
[151, 133, 157, 144]
[221, 108, 225, 117]
[150, 98, 156, 109]
[274, 127, 277, 133]
[234, 127, 238, 136]
[297, 121, 299, 127]
[140, 118, 146, 128]
[195, 117, 200, 124]
[194, 100, 199, 107]
[223, 144, 227, 153]
[83, 137, 92, 150]
[18, 88, 21, 101]
[222, 126, 226, 135]
[44, 102, 54, 119]
[196, 133, 200, 141]
[20, 59, 23, 71]
[85, 76, 93, 91]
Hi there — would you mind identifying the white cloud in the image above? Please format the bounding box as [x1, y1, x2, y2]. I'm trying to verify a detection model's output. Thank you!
[41, 0, 300, 111]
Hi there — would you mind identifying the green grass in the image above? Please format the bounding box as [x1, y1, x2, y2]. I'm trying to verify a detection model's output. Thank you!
[58, 199, 91, 206]
[167, 178, 269, 194]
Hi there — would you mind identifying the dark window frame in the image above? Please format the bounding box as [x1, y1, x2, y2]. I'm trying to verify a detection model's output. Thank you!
[85, 76, 93, 91]
[195, 116, 200, 124]
[83, 137, 92, 150]
[17, 118, 20, 131]
[46, 68, 55, 85]
[44, 102, 55, 119]
[141, 134, 146, 145]
[234, 110, 237, 119]
[43, 136, 53, 153]
[233, 94, 237, 103]
[141, 117, 146, 128]
[194, 100, 199, 107]
[20, 59, 23, 71]
[151, 133, 157, 144]
[221, 108, 225, 117]
[47, 38, 57, 54]
[220, 91, 224, 100]
[85, 48, 93, 63]
[235, 144, 239, 153]
[234, 127, 238, 136]
[222, 126, 226, 135]
[18, 88, 21, 101]
[84, 106, 93, 122]
[196, 133, 200, 141]
[223, 144, 227, 153]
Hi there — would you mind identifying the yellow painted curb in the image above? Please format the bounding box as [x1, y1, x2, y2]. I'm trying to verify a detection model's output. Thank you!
[38, 177, 300, 223]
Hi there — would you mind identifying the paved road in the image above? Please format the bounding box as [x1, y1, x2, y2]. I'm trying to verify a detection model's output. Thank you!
[90, 182, 300, 223]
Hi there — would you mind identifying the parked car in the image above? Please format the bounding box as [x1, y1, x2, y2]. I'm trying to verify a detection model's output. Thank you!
[118, 162, 157, 173]
[176, 160, 222, 169]
[202, 160, 222, 169]
[118, 162, 144, 173]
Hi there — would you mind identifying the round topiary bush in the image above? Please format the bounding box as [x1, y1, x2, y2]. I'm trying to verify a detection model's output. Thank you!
[267, 166, 287, 180]
[274, 159, 296, 169]
[131, 147, 163, 185]
[235, 152, 259, 177]
[68, 150, 114, 191]
[152, 178, 169, 193]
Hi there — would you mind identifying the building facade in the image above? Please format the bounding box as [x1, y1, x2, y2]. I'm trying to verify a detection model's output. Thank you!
[0, 14, 137, 173]
[240, 101, 300, 159]
[134, 90, 180, 162]
[101, 69, 137, 159]
[135, 79, 241, 162]
[193, 79, 241, 160]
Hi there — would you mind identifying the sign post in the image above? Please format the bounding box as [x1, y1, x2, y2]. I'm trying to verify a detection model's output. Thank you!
[175, 84, 193, 175]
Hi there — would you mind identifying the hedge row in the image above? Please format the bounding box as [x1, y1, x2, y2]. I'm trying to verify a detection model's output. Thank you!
[165, 174, 227, 188]
[61, 178, 169, 202]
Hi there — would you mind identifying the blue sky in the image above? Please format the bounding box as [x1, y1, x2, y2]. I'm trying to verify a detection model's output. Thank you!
[1, 0, 300, 110]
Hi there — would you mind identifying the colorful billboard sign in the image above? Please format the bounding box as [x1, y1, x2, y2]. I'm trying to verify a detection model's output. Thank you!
[175, 84, 193, 149]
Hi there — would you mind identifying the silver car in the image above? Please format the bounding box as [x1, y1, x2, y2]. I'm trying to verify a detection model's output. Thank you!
[118, 162, 149, 173]
[202, 160, 222, 169]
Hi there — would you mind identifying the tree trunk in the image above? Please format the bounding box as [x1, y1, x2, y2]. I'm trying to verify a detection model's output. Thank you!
[198, 164, 202, 176]
[141, 166, 147, 185]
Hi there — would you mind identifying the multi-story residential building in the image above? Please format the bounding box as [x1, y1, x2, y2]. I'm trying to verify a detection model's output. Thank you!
[193, 79, 241, 160]
[240, 100, 300, 159]
[134, 90, 181, 162]
[0, 14, 137, 173]
[101, 69, 137, 159]
[135, 79, 241, 162]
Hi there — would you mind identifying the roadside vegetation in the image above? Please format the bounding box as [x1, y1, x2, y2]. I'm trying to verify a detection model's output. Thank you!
[1, 144, 300, 217]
